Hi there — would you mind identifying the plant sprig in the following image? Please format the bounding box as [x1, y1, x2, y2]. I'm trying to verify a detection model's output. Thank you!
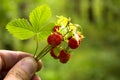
[6, 4, 84, 63]
[6, 4, 54, 60]
[6, 4, 53, 40]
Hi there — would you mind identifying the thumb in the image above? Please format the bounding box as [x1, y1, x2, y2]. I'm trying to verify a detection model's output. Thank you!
[4, 57, 38, 80]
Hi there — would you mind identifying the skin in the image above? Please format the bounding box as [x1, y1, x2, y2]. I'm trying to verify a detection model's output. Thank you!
[0, 50, 42, 80]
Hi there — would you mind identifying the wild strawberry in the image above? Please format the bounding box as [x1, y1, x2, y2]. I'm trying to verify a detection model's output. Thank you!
[68, 37, 80, 49]
[59, 50, 70, 63]
[47, 32, 62, 47]
[53, 25, 60, 32]
[50, 50, 59, 59]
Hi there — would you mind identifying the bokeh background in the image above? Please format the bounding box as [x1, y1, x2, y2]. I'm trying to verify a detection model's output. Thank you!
[0, 0, 120, 80]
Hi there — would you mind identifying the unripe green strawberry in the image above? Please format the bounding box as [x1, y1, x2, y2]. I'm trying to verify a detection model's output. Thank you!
[47, 32, 62, 47]
[68, 37, 80, 49]
[53, 25, 60, 32]
[59, 50, 70, 63]
[50, 50, 59, 59]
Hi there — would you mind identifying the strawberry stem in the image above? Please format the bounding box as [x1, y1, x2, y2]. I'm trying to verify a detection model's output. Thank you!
[35, 44, 54, 61]
[37, 45, 54, 60]
[34, 34, 39, 57]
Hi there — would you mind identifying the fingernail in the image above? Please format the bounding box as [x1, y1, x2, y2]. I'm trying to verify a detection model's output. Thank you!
[19, 57, 37, 77]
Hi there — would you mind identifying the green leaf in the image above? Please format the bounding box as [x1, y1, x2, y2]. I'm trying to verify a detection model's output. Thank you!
[6, 19, 35, 40]
[29, 4, 51, 32]
[6, 5, 53, 40]
[37, 23, 54, 40]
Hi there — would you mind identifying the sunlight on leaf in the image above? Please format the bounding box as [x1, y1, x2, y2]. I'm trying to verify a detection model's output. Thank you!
[6, 19, 34, 40]
[29, 4, 51, 32]
[6, 4, 52, 40]
[38, 23, 54, 40]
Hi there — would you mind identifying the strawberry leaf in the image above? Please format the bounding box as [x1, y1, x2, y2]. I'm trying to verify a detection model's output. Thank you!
[29, 4, 51, 32]
[6, 4, 53, 40]
[6, 19, 34, 40]
[38, 23, 54, 40]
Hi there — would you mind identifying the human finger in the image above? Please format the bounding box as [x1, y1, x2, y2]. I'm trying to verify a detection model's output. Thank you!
[4, 57, 41, 80]
[0, 50, 32, 71]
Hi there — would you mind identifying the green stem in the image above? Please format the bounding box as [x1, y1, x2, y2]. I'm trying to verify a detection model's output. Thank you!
[34, 34, 39, 57]
[35, 44, 54, 61]
[36, 44, 49, 58]
[37, 45, 54, 60]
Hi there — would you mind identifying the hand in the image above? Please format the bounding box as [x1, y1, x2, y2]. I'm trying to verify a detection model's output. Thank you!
[0, 50, 42, 80]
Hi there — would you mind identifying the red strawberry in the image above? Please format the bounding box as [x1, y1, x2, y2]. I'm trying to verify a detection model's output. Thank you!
[53, 25, 60, 32]
[50, 50, 59, 59]
[68, 37, 80, 49]
[59, 50, 70, 63]
[47, 32, 62, 47]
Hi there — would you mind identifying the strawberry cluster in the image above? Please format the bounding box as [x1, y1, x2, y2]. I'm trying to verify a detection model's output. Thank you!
[47, 16, 84, 63]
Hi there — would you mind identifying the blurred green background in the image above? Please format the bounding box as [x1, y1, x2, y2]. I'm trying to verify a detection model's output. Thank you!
[0, 0, 120, 80]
